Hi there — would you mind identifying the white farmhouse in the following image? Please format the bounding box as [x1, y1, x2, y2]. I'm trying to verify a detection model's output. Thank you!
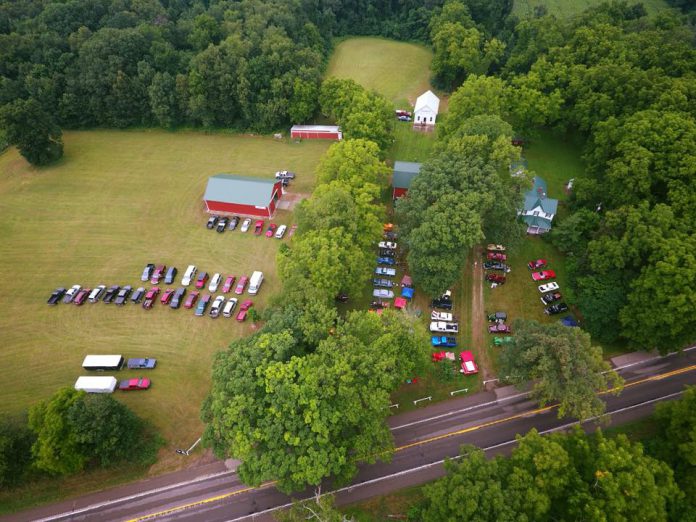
[413, 90, 440, 128]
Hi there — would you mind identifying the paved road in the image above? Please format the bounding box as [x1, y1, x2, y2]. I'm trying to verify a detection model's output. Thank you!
[9, 348, 696, 522]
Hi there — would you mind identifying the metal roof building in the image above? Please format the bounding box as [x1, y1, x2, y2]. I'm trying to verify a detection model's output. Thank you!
[203, 174, 283, 218]
[392, 161, 422, 199]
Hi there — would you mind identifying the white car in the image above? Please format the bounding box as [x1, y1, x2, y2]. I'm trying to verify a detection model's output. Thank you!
[429, 321, 459, 333]
[375, 267, 396, 277]
[63, 284, 81, 303]
[222, 297, 238, 318]
[274, 224, 287, 239]
[538, 282, 560, 293]
[373, 289, 394, 299]
[209, 296, 225, 318]
[181, 265, 197, 286]
[88, 285, 106, 303]
[240, 218, 252, 233]
[275, 170, 295, 180]
[209, 273, 222, 292]
[431, 311, 454, 321]
[378, 241, 397, 250]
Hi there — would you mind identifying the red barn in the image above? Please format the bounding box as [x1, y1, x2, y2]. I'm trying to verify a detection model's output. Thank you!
[290, 125, 342, 140]
[203, 174, 283, 219]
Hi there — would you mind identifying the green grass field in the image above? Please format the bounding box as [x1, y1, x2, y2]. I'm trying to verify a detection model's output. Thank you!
[0, 130, 330, 473]
[326, 37, 436, 108]
[389, 122, 437, 164]
[512, 0, 670, 18]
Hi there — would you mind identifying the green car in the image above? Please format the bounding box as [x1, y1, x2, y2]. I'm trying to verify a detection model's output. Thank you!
[493, 336, 514, 346]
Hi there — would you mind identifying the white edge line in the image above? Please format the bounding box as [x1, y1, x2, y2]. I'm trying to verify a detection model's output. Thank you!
[223, 391, 684, 522]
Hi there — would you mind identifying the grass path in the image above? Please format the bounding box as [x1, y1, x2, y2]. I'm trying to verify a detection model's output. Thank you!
[470, 246, 490, 382]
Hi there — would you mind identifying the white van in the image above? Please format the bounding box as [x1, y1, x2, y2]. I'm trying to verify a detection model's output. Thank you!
[223, 298, 238, 318]
[248, 271, 264, 295]
[74, 376, 117, 393]
[88, 285, 106, 303]
[181, 265, 197, 286]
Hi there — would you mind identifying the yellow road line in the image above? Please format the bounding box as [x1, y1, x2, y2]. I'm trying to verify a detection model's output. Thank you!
[126, 364, 696, 520]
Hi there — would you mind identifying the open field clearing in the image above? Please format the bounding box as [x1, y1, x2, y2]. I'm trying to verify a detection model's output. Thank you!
[0, 130, 329, 467]
[512, 0, 669, 18]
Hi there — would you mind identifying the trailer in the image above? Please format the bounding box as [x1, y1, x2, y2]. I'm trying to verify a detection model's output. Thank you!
[82, 354, 124, 371]
[74, 376, 118, 394]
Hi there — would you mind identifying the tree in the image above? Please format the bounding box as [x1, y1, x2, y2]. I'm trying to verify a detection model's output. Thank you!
[0, 98, 63, 166]
[276, 492, 353, 522]
[439, 75, 509, 138]
[288, 78, 318, 124]
[498, 320, 623, 420]
[0, 414, 34, 488]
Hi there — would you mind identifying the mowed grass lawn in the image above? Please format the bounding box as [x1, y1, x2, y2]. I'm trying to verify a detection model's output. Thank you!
[0, 130, 329, 468]
[326, 37, 435, 107]
[512, 0, 669, 18]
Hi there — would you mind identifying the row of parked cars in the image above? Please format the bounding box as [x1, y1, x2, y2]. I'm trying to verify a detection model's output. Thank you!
[206, 215, 295, 239]
[429, 291, 479, 375]
[483, 244, 509, 285]
[527, 259, 568, 315]
[373, 237, 399, 299]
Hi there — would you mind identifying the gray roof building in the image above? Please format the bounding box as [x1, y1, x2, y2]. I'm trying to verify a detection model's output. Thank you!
[392, 161, 422, 198]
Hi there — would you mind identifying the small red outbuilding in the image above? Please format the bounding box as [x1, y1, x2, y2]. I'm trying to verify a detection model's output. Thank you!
[203, 174, 283, 219]
[290, 125, 342, 140]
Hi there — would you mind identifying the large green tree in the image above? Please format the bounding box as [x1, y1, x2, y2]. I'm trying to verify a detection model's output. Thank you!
[0, 98, 63, 166]
[0, 415, 34, 488]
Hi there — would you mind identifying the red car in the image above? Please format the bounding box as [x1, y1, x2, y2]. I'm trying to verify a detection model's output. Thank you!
[222, 276, 236, 293]
[160, 288, 175, 304]
[150, 264, 166, 284]
[184, 291, 200, 309]
[486, 273, 506, 284]
[195, 272, 209, 289]
[487, 252, 507, 261]
[531, 270, 556, 282]
[234, 276, 248, 295]
[236, 300, 253, 321]
[527, 259, 547, 270]
[119, 377, 151, 391]
[460, 351, 479, 375]
[254, 220, 264, 235]
[73, 288, 91, 306]
[142, 287, 160, 309]
[265, 223, 277, 238]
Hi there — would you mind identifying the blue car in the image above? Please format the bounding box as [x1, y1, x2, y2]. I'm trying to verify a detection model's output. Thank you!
[431, 336, 457, 347]
[195, 294, 211, 316]
[377, 256, 396, 266]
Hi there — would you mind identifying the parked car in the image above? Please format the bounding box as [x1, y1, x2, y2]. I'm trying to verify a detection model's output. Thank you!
[397, 115, 411, 121]
[150, 265, 166, 284]
[545, 303, 569, 315]
[486, 274, 506, 284]
[488, 323, 511, 334]
[206, 216, 219, 229]
[114, 285, 132, 305]
[395, 109, 412, 117]
[487, 252, 507, 261]
[431, 311, 456, 321]
[88, 285, 106, 303]
[275, 170, 295, 180]
[160, 288, 175, 305]
[432, 296, 453, 310]
[194, 294, 211, 316]
[127, 358, 156, 369]
[236, 300, 253, 321]
[240, 218, 252, 232]
[184, 291, 199, 309]
[141, 263, 155, 282]
[143, 287, 160, 309]
[377, 256, 396, 266]
[228, 216, 240, 230]
[170, 287, 186, 309]
[222, 276, 236, 293]
[372, 278, 394, 288]
[430, 321, 459, 333]
[538, 282, 560, 293]
[541, 291, 562, 305]
[335, 293, 349, 303]
[195, 272, 209, 289]
[487, 311, 507, 322]
[487, 244, 506, 252]
[378, 241, 397, 250]
[63, 285, 81, 304]
[431, 336, 457, 348]
[265, 223, 277, 238]
[119, 378, 151, 391]
[131, 287, 145, 303]
[234, 276, 248, 295]
[208, 273, 222, 292]
[373, 289, 394, 299]
[275, 224, 287, 239]
[531, 270, 556, 282]
[209, 296, 225, 318]
[369, 301, 387, 310]
[103, 285, 120, 304]
[493, 336, 514, 346]
[223, 297, 238, 318]
[527, 259, 548, 270]
[164, 266, 178, 285]
[384, 231, 397, 241]
[181, 265, 197, 286]
[254, 220, 264, 235]
[47, 287, 66, 305]
[216, 217, 228, 233]
[73, 288, 90, 306]
[460, 351, 479, 375]
[483, 261, 510, 272]
[375, 267, 396, 277]
[379, 249, 396, 258]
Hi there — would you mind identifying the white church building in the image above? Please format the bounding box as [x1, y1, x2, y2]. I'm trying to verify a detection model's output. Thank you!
[413, 90, 440, 128]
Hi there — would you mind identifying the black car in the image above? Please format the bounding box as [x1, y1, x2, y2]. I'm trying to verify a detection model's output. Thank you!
[545, 302, 569, 315]
[103, 285, 120, 304]
[432, 297, 453, 310]
[372, 278, 394, 288]
[216, 217, 228, 233]
[131, 287, 145, 303]
[335, 293, 349, 303]
[164, 266, 178, 285]
[483, 261, 510, 272]
[206, 216, 219, 229]
[47, 287, 66, 305]
[384, 231, 398, 241]
[228, 216, 240, 230]
[541, 291, 562, 305]
[170, 287, 186, 309]
[114, 285, 132, 305]
[141, 263, 155, 282]
[379, 248, 396, 258]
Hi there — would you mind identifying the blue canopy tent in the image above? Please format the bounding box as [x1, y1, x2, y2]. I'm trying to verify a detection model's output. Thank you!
[401, 287, 414, 300]
[561, 315, 579, 327]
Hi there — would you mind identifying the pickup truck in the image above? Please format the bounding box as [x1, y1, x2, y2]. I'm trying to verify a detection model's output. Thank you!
[431, 311, 455, 322]
[429, 321, 459, 333]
